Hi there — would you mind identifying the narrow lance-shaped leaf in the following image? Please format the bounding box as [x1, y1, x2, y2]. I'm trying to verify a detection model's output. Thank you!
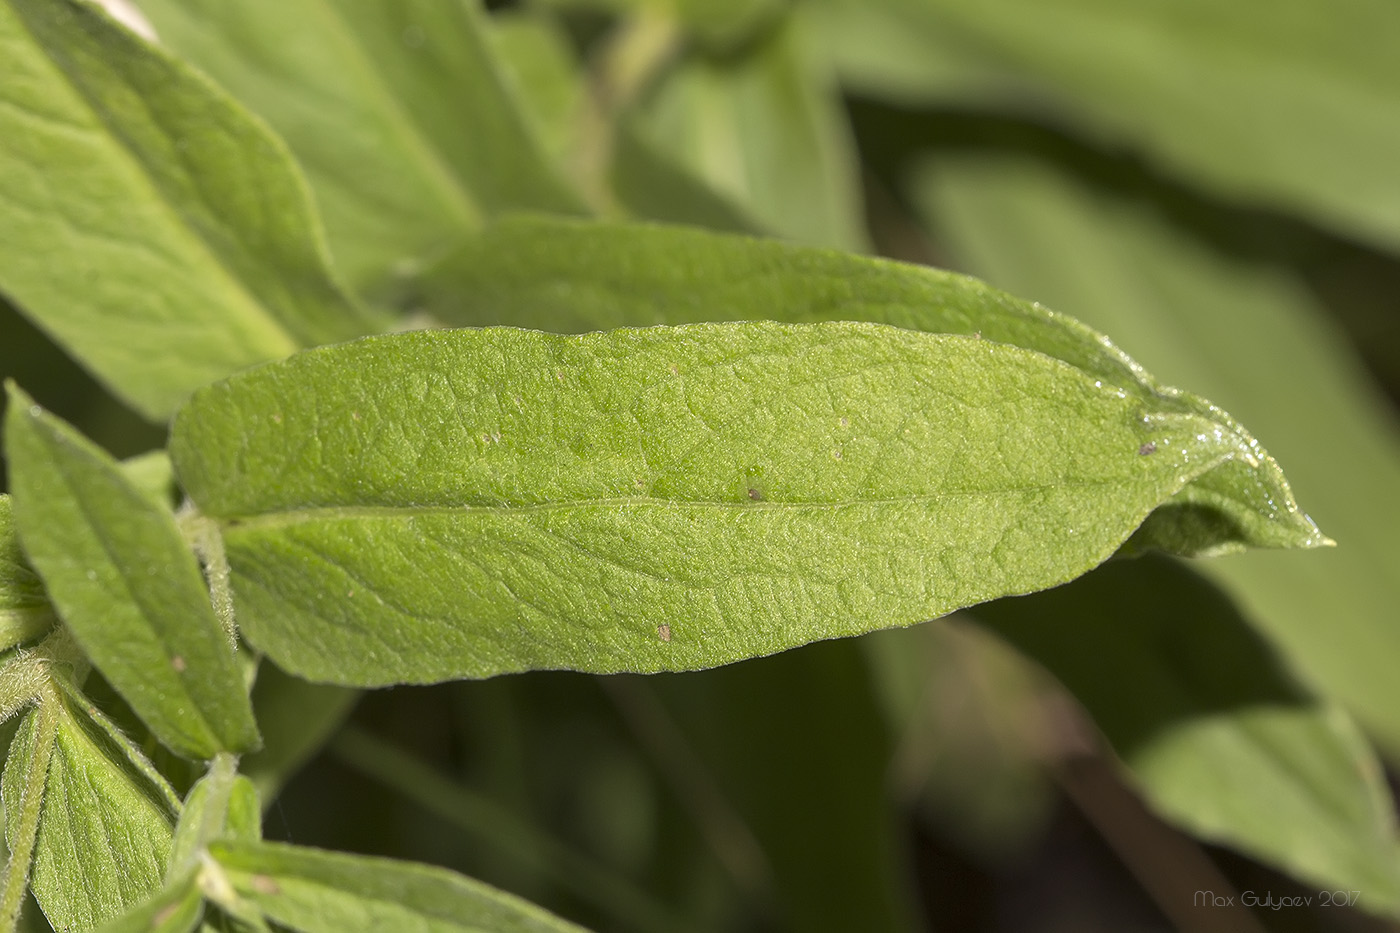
[172, 323, 1323, 686]
[973, 555, 1400, 918]
[2, 688, 180, 930]
[418, 215, 1325, 557]
[93, 872, 204, 933]
[137, 0, 587, 298]
[4, 384, 260, 758]
[0, 0, 379, 420]
[0, 496, 53, 652]
[208, 840, 591, 933]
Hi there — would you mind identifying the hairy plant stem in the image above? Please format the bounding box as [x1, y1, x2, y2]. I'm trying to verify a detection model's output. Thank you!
[179, 505, 238, 649]
[0, 686, 60, 933]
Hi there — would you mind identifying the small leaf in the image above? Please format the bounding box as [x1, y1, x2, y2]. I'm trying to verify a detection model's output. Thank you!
[137, 0, 587, 297]
[0, 496, 53, 652]
[94, 872, 204, 933]
[609, 123, 767, 235]
[973, 555, 1400, 917]
[170, 756, 257, 879]
[2, 689, 179, 930]
[489, 9, 586, 168]
[208, 840, 591, 932]
[0, 0, 379, 419]
[172, 322, 1320, 685]
[4, 385, 260, 758]
[630, 16, 867, 250]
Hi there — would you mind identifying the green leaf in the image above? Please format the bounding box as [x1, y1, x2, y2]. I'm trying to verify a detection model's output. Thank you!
[419, 215, 1322, 558]
[136, 0, 587, 298]
[0, 497, 53, 652]
[974, 555, 1400, 916]
[170, 755, 257, 879]
[831, 0, 1400, 250]
[208, 840, 591, 932]
[609, 123, 767, 235]
[911, 154, 1400, 755]
[241, 663, 358, 807]
[94, 872, 204, 933]
[172, 321, 1321, 685]
[631, 15, 867, 250]
[4, 385, 260, 758]
[489, 9, 585, 169]
[0, 0, 378, 420]
[3, 689, 179, 931]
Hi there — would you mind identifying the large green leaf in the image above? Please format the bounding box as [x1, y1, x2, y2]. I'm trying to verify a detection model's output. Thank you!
[4, 386, 259, 758]
[631, 16, 867, 251]
[137, 0, 586, 297]
[2, 690, 179, 931]
[0, 497, 52, 652]
[911, 154, 1400, 754]
[820, 0, 1400, 250]
[208, 840, 590, 932]
[0, 0, 377, 420]
[172, 321, 1320, 685]
[974, 555, 1400, 916]
[419, 216, 1324, 558]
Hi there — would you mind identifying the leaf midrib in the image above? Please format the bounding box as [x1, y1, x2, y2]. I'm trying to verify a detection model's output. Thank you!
[214, 472, 1188, 532]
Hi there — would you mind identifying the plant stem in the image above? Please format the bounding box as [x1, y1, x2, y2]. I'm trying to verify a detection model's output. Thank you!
[178, 505, 238, 649]
[0, 686, 60, 933]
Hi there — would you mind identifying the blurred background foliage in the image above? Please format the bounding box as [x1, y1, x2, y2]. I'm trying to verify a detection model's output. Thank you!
[4, 0, 1400, 929]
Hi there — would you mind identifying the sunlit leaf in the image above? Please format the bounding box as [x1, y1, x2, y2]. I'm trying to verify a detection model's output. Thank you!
[2, 690, 179, 930]
[137, 0, 586, 297]
[0, 0, 377, 419]
[171, 321, 1321, 685]
[209, 840, 590, 932]
[5, 386, 259, 758]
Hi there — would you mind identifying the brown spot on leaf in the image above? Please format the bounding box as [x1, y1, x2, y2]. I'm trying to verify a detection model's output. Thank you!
[658, 624, 672, 642]
[251, 874, 281, 895]
[747, 487, 763, 501]
[1138, 442, 1158, 456]
[171, 655, 186, 673]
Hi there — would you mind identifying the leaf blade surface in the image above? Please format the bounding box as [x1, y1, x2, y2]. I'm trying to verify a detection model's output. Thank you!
[4, 386, 260, 757]
[0, 0, 377, 418]
[173, 323, 1317, 684]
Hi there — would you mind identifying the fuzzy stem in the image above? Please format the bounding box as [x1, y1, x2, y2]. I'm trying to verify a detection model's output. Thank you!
[0, 686, 60, 933]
